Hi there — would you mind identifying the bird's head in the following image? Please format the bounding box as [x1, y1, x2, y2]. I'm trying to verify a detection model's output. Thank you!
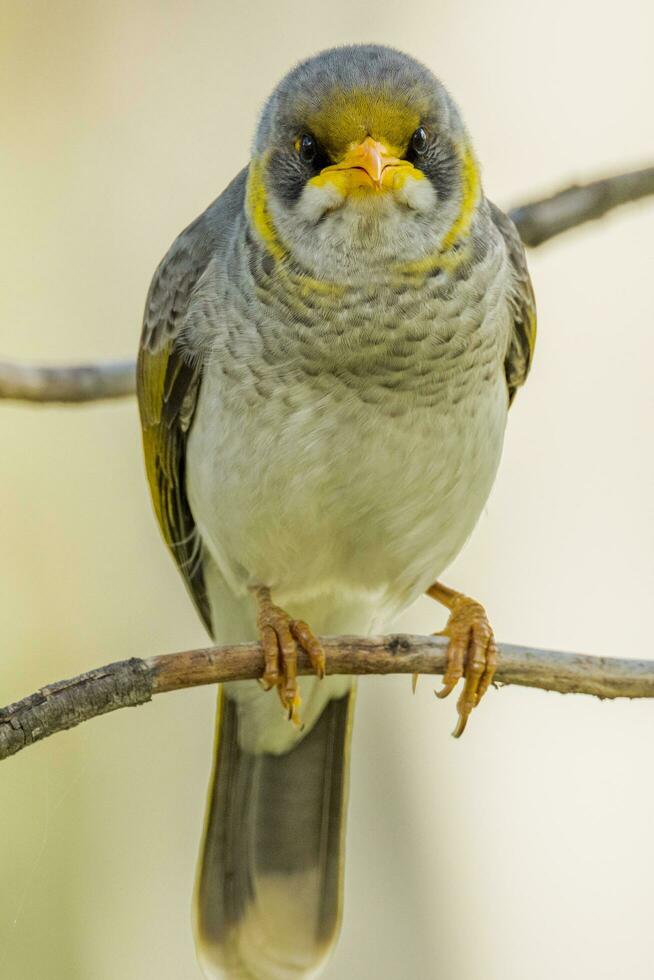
[247, 45, 482, 278]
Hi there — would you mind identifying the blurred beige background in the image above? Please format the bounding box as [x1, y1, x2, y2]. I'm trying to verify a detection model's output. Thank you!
[1, 2, 653, 978]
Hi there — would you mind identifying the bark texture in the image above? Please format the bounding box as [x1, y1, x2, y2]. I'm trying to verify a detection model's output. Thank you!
[2, 636, 653, 762]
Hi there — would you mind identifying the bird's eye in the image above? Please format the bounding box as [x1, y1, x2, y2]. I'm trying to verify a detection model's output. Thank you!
[410, 127, 428, 156]
[298, 133, 318, 164]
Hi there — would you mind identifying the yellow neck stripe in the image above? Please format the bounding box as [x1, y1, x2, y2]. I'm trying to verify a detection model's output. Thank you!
[397, 143, 481, 277]
[441, 144, 480, 249]
[246, 156, 288, 262]
[246, 156, 346, 296]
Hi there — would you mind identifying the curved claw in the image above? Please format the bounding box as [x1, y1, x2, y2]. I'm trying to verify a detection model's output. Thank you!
[253, 586, 325, 726]
[290, 619, 326, 679]
[260, 625, 280, 691]
[434, 628, 465, 700]
[429, 592, 496, 737]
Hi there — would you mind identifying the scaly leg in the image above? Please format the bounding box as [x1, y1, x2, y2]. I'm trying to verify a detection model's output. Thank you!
[252, 585, 325, 726]
[427, 582, 497, 737]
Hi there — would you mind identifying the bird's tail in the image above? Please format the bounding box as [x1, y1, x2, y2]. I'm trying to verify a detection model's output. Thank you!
[194, 687, 355, 980]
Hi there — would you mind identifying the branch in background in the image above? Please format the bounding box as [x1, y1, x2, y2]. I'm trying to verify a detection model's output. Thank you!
[2, 634, 654, 762]
[509, 165, 654, 246]
[0, 359, 135, 404]
[1, 163, 653, 405]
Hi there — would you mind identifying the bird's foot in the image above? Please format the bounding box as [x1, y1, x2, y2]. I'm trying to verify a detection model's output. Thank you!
[252, 585, 325, 726]
[427, 582, 497, 737]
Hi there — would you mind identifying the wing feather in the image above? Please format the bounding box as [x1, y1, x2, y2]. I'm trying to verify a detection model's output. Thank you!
[489, 201, 537, 404]
[137, 217, 216, 632]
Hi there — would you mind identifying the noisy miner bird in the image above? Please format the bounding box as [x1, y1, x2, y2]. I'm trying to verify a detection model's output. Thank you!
[137, 44, 536, 980]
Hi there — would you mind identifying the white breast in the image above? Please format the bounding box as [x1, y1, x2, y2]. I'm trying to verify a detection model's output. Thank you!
[186, 329, 508, 633]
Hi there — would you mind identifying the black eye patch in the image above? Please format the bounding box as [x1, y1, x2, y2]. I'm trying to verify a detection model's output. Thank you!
[407, 133, 459, 203]
[267, 136, 330, 206]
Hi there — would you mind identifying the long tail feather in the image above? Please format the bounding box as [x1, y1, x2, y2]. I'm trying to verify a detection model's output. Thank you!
[194, 688, 355, 980]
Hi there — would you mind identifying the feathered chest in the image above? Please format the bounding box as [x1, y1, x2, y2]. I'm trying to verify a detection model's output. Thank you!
[185, 244, 512, 611]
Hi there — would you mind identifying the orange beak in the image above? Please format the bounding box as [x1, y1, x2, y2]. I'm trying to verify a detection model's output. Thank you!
[321, 136, 409, 190]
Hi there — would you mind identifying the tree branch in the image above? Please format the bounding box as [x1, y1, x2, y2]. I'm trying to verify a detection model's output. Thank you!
[2, 634, 653, 762]
[508, 165, 654, 246]
[2, 163, 653, 404]
[0, 358, 135, 404]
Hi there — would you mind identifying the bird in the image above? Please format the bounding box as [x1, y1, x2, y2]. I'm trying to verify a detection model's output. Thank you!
[137, 44, 536, 980]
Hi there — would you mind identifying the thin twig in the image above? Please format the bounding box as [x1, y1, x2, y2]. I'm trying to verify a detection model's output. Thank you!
[509, 165, 654, 246]
[0, 359, 135, 403]
[1, 163, 653, 404]
[2, 634, 653, 762]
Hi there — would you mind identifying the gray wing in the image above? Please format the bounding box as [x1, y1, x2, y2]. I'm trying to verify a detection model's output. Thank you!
[489, 201, 538, 404]
[136, 172, 247, 633]
[137, 215, 214, 631]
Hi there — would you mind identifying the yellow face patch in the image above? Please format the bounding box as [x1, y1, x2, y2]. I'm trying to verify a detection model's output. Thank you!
[308, 160, 424, 197]
[306, 89, 421, 161]
[307, 134, 425, 198]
